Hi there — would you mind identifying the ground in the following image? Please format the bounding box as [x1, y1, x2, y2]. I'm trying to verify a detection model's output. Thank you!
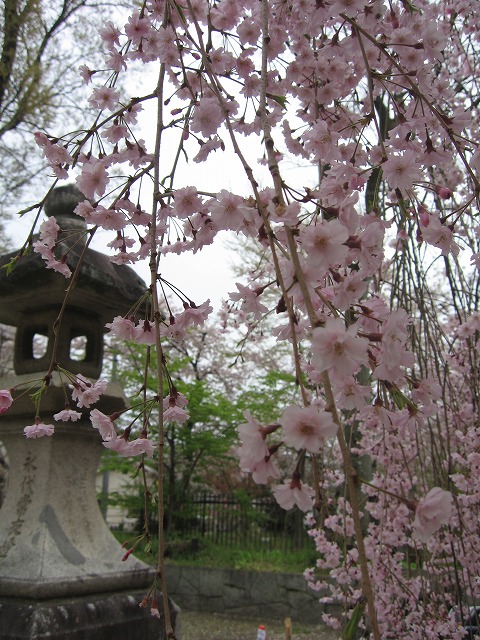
[177, 610, 337, 640]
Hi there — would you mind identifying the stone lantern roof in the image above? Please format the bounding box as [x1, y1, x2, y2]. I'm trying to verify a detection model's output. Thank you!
[0, 185, 147, 377]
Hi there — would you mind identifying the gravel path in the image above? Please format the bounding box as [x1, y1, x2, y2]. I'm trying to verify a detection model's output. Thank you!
[176, 610, 337, 640]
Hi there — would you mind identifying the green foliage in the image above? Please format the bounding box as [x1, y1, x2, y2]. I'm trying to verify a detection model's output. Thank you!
[113, 531, 316, 573]
[341, 598, 367, 640]
[235, 369, 297, 423]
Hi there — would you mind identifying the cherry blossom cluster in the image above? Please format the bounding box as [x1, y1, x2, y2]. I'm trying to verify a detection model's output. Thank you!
[2, 0, 480, 636]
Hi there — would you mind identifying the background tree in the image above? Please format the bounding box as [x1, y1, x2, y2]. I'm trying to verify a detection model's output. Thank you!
[0, 0, 126, 219]
[105, 319, 297, 535]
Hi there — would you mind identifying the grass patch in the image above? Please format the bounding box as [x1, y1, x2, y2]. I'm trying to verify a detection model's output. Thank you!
[112, 531, 316, 573]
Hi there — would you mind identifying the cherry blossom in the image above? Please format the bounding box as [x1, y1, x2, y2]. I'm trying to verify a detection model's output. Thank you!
[76, 161, 109, 200]
[311, 318, 369, 377]
[103, 435, 155, 458]
[420, 213, 460, 257]
[173, 187, 204, 218]
[127, 437, 156, 458]
[70, 375, 108, 408]
[174, 300, 213, 329]
[90, 409, 117, 440]
[133, 320, 157, 346]
[229, 283, 269, 319]
[272, 475, 315, 512]
[163, 405, 189, 424]
[237, 410, 270, 470]
[382, 150, 421, 193]
[88, 86, 119, 111]
[300, 219, 349, 274]
[105, 316, 136, 340]
[250, 456, 280, 484]
[92, 205, 126, 231]
[124, 10, 151, 45]
[0, 389, 13, 414]
[191, 97, 224, 138]
[373, 310, 415, 383]
[24, 420, 55, 438]
[209, 190, 252, 231]
[280, 404, 337, 453]
[53, 408, 82, 422]
[411, 487, 453, 543]
[44, 254, 72, 278]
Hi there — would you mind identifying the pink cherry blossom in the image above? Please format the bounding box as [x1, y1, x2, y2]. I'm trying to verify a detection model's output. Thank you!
[76, 161, 109, 200]
[103, 435, 155, 458]
[128, 437, 156, 458]
[92, 205, 126, 231]
[53, 408, 82, 422]
[163, 405, 189, 423]
[229, 283, 269, 319]
[311, 318, 369, 377]
[411, 378, 442, 417]
[332, 274, 368, 311]
[329, 0, 367, 18]
[420, 213, 459, 257]
[175, 300, 213, 329]
[272, 476, 315, 512]
[124, 10, 151, 45]
[250, 456, 280, 484]
[74, 200, 96, 223]
[37, 216, 60, 249]
[331, 375, 371, 411]
[411, 487, 453, 543]
[78, 64, 94, 84]
[44, 255, 72, 278]
[133, 319, 157, 345]
[102, 436, 132, 455]
[304, 120, 341, 161]
[106, 50, 127, 73]
[238, 410, 270, 469]
[163, 391, 189, 409]
[102, 123, 128, 144]
[20, 3, 480, 635]
[280, 405, 337, 453]
[24, 420, 55, 438]
[33, 236, 72, 278]
[105, 316, 136, 340]
[382, 150, 420, 193]
[90, 408, 117, 439]
[0, 389, 13, 414]
[99, 20, 120, 49]
[88, 86, 119, 111]
[71, 374, 108, 408]
[300, 220, 349, 274]
[173, 186, 204, 218]
[193, 137, 222, 163]
[191, 97, 224, 138]
[209, 190, 251, 231]
[374, 310, 415, 383]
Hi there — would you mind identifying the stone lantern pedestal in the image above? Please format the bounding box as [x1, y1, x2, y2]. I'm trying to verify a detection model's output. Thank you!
[0, 186, 177, 639]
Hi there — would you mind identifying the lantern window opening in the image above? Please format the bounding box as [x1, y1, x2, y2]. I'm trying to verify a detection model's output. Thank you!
[69, 332, 90, 362]
[27, 327, 49, 360]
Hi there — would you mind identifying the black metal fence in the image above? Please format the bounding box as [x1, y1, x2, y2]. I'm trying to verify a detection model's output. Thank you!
[170, 492, 310, 550]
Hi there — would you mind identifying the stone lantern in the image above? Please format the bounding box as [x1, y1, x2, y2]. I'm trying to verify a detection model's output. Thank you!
[0, 186, 175, 639]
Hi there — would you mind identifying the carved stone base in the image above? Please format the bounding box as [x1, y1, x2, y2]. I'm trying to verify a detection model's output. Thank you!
[0, 590, 179, 640]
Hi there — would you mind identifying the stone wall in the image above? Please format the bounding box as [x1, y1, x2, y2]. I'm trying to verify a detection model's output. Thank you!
[164, 565, 332, 624]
